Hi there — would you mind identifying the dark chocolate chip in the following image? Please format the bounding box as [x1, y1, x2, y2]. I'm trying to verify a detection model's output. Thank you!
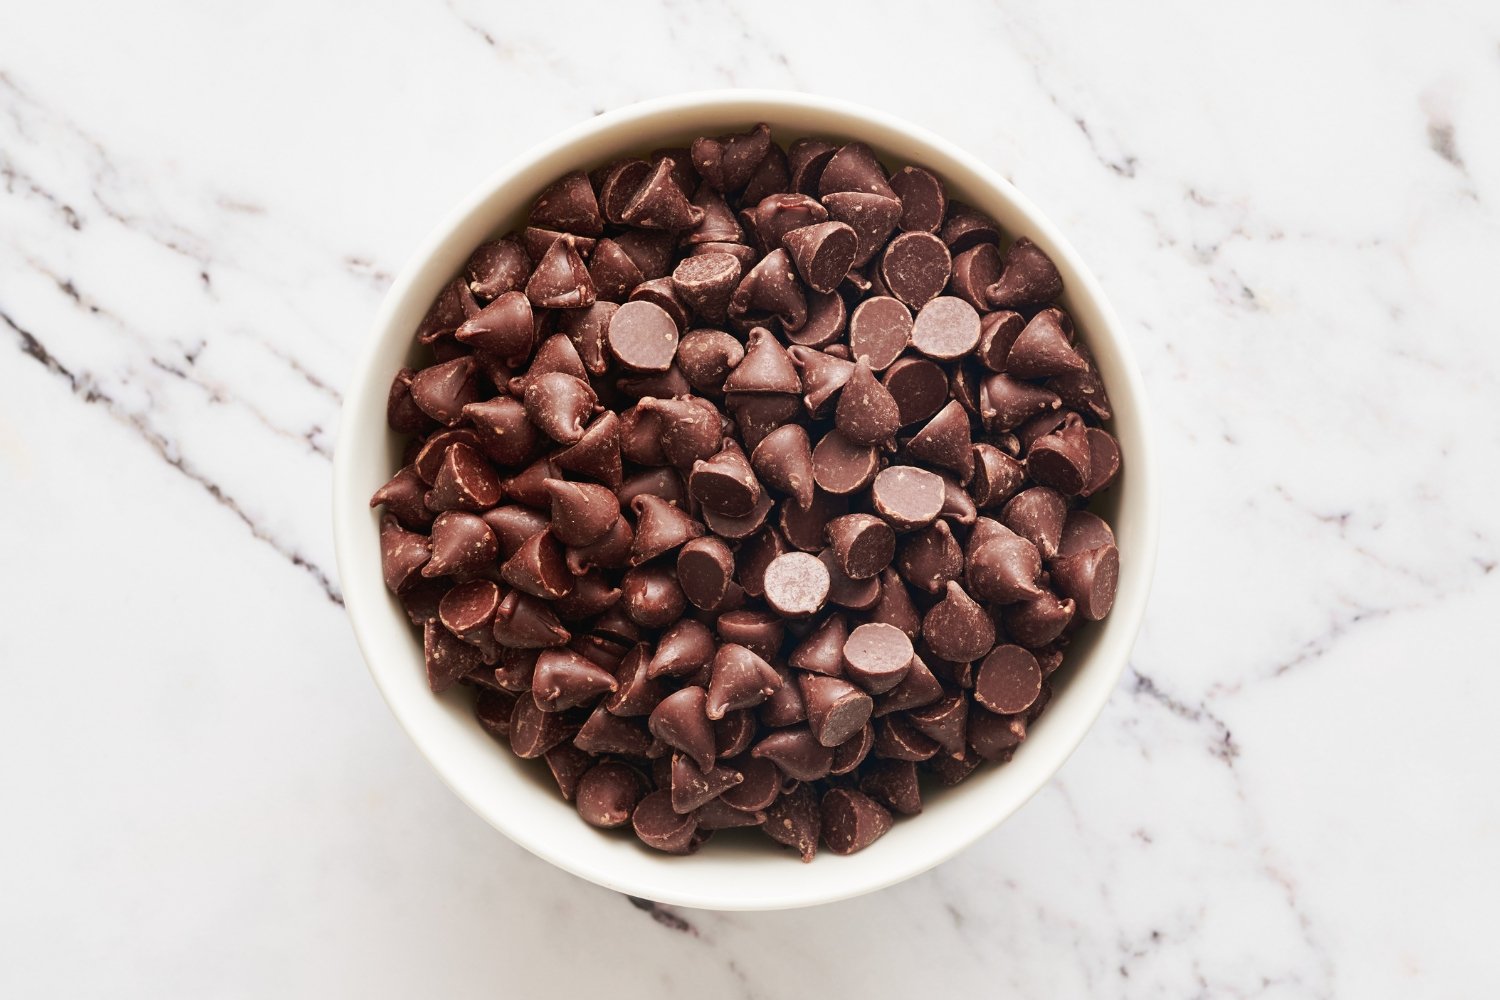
[509, 695, 576, 758]
[871, 465, 944, 531]
[647, 617, 717, 680]
[974, 645, 1043, 715]
[812, 429, 880, 496]
[986, 237, 1064, 309]
[620, 157, 703, 231]
[752, 726, 835, 782]
[834, 359, 901, 446]
[532, 647, 618, 712]
[410, 356, 481, 427]
[843, 622, 914, 694]
[466, 238, 532, 301]
[762, 780, 819, 862]
[880, 232, 951, 308]
[750, 423, 816, 509]
[910, 296, 981, 361]
[706, 643, 782, 720]
[897, 519, 964, 595]
[648, 686, 716, 772]
[922, 580, 996, 662]
[783, 221, 858, 294]
[1001, 590, 1076, 648]
[525, 233, 596, 309]
[763, 551, 832, 618]
[821, 191, 902, 267]
[676, 536, 736, 612]
[826, 513, 896, 580]
[940, 202, 1002, 253]
[619, 564, 688, 629]
[577, 762, 648, 828]
[690, 440, 763, 517]
[633, 789, 700, 854]
[789, 613, 848, 676]
[882, 356, 950, 427]
[847, 296, 912, 371]
[819, 142, 896, 200]
[691, 123, 772, 193]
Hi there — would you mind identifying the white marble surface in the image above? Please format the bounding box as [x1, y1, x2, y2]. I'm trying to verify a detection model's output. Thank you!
[3, 1, 1498, 996]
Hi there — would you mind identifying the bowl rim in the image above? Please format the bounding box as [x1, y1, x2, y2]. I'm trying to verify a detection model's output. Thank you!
[333, 88, 1159, 910]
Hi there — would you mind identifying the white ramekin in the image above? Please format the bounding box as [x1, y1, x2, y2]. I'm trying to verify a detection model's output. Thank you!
[333, 89, 1158, 910]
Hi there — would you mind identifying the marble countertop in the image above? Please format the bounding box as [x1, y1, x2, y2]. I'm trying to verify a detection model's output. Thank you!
[3, 1, 1498, 996]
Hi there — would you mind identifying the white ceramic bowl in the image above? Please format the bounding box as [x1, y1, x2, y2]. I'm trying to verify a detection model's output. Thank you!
[333, 90, 1157, 910]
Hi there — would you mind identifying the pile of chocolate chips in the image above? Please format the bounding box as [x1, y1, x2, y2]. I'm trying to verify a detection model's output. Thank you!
[372, 124, 1122, 860]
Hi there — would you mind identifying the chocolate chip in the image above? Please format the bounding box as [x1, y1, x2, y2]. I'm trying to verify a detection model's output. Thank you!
[843, 622, 914, 694]
[789, 613, 848, 676]
[979, 373, 1062, 432]
[729, 248, 807, 333]
[1002, 486, 1068, 560]
[691, 123, 772, 193]
[1059, 509, 1116, 557]
[812, 429, 880, 496]
[632, 789, 700, 854]
[410, 356, 481, 427]
[542, 479, 619, 548]
[790, 345, 855, 416]
[577, 762, 647, 828]
[422, 618, 478, 692]
[416, 278, 480, 344]
[874, 715, 940, 761]
[830, 722, 875, 775]
[509, 695, 576, 758]
[974, 645, 1042, 715]
[723, 325, 802, 395]
[638, 396, 722, 470]
[749, 423, 816, 509]
[715, 609, 785, 663]
[986, 237, 1064, 309]
[531, 647, 618, 712]
[819, 142, 896, 200]
[950, 243, 1003, 311]
[835, 359, 901, 446]
[762, 780, 819, 862]
[860, 758, 923, 815]
[967, 531, 1044, 605]
[922, 580, 996, 662]
[752, 726, 835, 782]
[787, 290, 848, 348]
[800, 674, 874, 748]
[1051, 543, 1120, 621]
[880, 232, 951, 308]
[601, 299, 676, 373]
[782, 221, 858, 294]
[620, 157, 703, 231]
[426, 442, 502, 513]
[940, 202, 1002, 253]
[818, 549, 883, 611]
[423, 511, 497, 578]
[648, 686, 716, 772]
[525, 233, 596, 309]
[1081, 428, 1121, 497]
[826, 513, 896, 580]
[620, 564, 687, 628]
[871, 465, 944, 531]
[881, 356, 949, 427]
[905, 399, 975, 480]
[465, 238, 532, 301]
[763, 551, 831, 618]
[669, 754, 743, 814]
[564, 515, 634, 575]
[530, 170, 604, 237]
[910, 296, 981, 361]
[647, 618, 716, 681]
[907, 692, 969, 758]
[758, 665, 808, 727]
[867, 567, 923, 642]
[706, 643, 782, 720]
[897, 519, 964, 595]
[821, 191, 902, 268]
[690, 441, 762, 517]
[848, 296, 912, 371]
[1001, 590, 1076, 648]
